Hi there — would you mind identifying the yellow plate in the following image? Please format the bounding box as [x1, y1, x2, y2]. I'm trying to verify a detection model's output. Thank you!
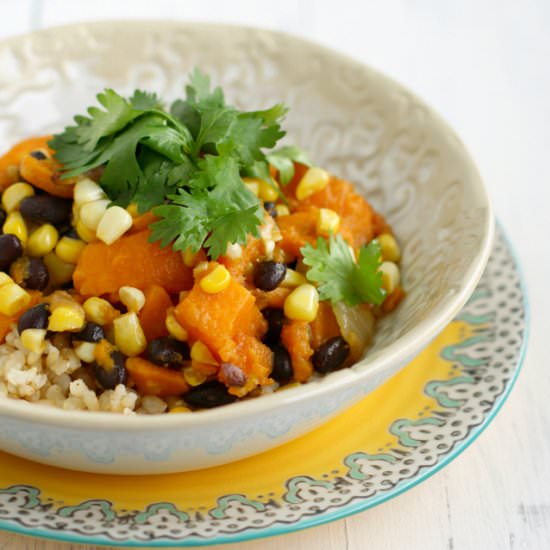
[0, 228, 527, 546]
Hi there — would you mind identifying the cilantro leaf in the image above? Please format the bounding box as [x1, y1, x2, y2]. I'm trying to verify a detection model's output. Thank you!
[185, 68, 225, 108]
[352, 241, 388, 305]
[219, 114, 285, 166]
[150, 155, 263, 259]
[51, 69, 288, 258]
[140, 124, 188, 163]
[150, 191, 210, 253]
[76, 89, 141, 152]
[267, 145, 311, 184]
[130, 150, 194, 213]
[129, 90, 163, 110]
[301, 234, 386, 306]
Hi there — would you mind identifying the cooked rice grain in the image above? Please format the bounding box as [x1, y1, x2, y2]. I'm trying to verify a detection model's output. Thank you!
[0, 327, 145, 414]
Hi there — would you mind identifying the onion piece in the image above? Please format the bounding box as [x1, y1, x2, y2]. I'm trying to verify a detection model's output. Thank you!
[331, 302, 375, 362]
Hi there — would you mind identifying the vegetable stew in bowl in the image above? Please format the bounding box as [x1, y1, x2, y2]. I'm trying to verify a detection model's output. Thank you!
[0, 70, 404, 414]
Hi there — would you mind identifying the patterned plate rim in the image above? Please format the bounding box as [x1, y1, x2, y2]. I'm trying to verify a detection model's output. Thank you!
[0, 221, 529, 547]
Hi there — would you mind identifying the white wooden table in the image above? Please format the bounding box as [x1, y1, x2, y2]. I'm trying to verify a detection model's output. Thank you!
[0, 1, 548, 548]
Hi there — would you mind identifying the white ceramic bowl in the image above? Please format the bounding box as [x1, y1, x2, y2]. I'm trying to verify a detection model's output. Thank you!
[0, 21, 493, 474]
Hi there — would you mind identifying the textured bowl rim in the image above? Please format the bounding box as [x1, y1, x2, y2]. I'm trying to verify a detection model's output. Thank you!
[0, 20, 495, 431]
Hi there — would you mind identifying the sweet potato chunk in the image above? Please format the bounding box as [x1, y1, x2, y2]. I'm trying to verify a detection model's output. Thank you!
[282, 163, 388, 248]
[174, 268, 266, 355]
[73, 230, 193, 296]
[0, 314, 12, 343]
[139, 285, 173, 341]
[281, 320, 314, 382]
[219, 334, 273, 396]
[277, 207, 319, 259]
[19, 153, 75, 198]
[0, 136, 52, 191]
[126, 357, 189, 397]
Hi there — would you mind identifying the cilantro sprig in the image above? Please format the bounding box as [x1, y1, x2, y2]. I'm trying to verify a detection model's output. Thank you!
[301, 234, 386, 306]
[50, 69, 309, 259]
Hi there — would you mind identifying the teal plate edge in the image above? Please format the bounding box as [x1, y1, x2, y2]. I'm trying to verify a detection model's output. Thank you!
[0, 220, 530, 547]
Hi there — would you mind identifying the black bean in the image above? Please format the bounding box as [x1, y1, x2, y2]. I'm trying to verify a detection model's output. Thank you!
[112, 302, 128, 314]
[147, 337, 190, 369]
[92, 351, 127, 388]
[271, 345, 293, 384]
[254, 261, 287, 291]
[0, 234, 23, 269]
[29, 150, 47, 160]
[312, 337, 350, 374]
[264, 201, 277, 218]
[183, 381, 237, 409]
[74, 322, 105, 343]
[10, 256, 49, 290]
[221, 363, 247, 387]
[23, 258, 49, 291]
[0, 209, 6, 230]
[262, 308, 285, 346]
[20, 195, 72, 226]
[17, 303, 50, 333]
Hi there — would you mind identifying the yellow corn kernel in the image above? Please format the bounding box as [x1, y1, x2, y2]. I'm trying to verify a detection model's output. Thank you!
[379, 261, 401, 294]
[48, 304, 86, 332]
[281, 268, 308, 288]
[0, 282, 30, 316]
[199, 264, 231, 294]
[0, 273, 13, 287]
[2, 182, 34, 213]
[275, 204, 290, 217]
[20, 328, 47, 354]
[225, 242, 243, 260]
[3, 211, 27, 245]
[258, 179, 280, 202]
[183, 366, 208, 387]
[55, 236, 86, 264]
[75, 219, 97, 243]
[295, 167, 330, 200]
[284, 283, 319, 322]
[316, 208, 340, 235]
[27, 224, 59, 257]
[80, 199, 109, 231]
[112, 312, 147, 357]
[377, 233, 401, 263]
[96, 206, 133, 245]
[83, 297, 120, 325]
[169, 406, 191, 413]
[74, 341, 97, 363]
[242, 178, 260, 196]
[182, 248, 200, 268]
[190, 340, 218, 365]
[43, 252, 75, 287]
[119, 286, 145, 313]
[126, 203, 139, 218]
[165, 308, 188, 341]
[73, 178, 105, 206]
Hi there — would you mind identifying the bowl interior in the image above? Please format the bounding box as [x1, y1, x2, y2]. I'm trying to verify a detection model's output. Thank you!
[0, 21, 492, 415]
